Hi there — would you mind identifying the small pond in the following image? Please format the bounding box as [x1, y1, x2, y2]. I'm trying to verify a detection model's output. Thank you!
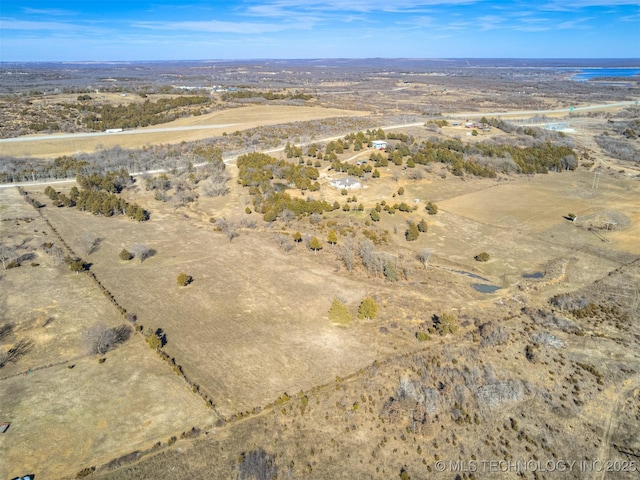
[522, 272, 544, 279]
[472, 283, 501, 293]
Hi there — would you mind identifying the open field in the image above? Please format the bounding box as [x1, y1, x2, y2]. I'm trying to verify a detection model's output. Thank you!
[1, 62, 639, 479]
[1, 343, 215, 480]
[0, 189, 215, 480]
[0, 105, 371, 158]
[38, 197, 385, 416]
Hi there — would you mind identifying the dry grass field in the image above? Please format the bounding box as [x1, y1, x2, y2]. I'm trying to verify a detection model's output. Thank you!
[2, 85, 639, 479]
[0, 104, 370, 158]
[0, 188, 214, 480]
[34, 192, 387, 417]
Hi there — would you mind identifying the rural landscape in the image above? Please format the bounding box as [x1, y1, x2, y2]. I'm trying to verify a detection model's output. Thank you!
[1, 59, 639, 479]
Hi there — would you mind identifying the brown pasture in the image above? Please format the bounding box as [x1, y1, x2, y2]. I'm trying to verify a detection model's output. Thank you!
[39, 196, 384, 418]
[1, 343, 215, 480]
[0, 105, 370, 158]
[0, 189, 214, 480]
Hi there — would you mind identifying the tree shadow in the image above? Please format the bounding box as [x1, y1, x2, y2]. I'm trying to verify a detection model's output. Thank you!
[155, 328, 167, 347]
[1, 338, 34, 368]
[0, 322, 15, 341]
[91, 237, 104, 255]
[113, 325, 133, 345]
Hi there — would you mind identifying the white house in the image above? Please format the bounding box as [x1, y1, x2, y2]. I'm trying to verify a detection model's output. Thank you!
[330, 177, 361, 190]
[371, 140, 387, 150]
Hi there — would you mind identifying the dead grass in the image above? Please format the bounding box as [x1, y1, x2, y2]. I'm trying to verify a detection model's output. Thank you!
[39, 197, 382, 417]
[1, 342, 214, 480]
[0, 105, 371, 158]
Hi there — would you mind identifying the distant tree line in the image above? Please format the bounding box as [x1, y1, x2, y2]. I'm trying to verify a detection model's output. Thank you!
[221, 89, 313, 102]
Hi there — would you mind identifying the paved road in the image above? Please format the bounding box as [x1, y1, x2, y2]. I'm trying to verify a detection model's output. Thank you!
[0, 123, 242, 144]
[0, 122, 422, 189]
[1, 97, 637, 188]
[447, 100, 638, 118]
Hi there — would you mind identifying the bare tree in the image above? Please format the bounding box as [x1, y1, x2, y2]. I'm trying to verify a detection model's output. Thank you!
[200, 174, 230, 197]
[80, 232, 100, 256]
[83, 324, 131, 355]
[227, 226, 239, 242]
[172, 187, 198, 210]
[49, 245, 65, 266]
[275, 234, 294, 254]
[417, 249, 432, 270]
[309, 212, 322, 224]
[130, 244, 151, 263]
[278, 209, 295, 226]
[340, 238, 356, 272]
[215, 217, 229, 232]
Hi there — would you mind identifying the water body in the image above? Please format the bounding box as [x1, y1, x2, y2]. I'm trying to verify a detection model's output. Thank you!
[472, 283, 501, 294]
[522, 272, 544, 279]
[572, 68, 640, 81]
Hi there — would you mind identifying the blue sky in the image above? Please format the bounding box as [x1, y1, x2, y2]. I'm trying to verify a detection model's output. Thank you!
[1, 1, 639, 61]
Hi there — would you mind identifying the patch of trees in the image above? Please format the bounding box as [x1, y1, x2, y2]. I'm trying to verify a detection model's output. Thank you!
[234, 449, 278, 480]
[77, 168, 132, 193]
[78, 96, 211, 131]
[338, 238, 404, 281]
[425, 202, 438, 215]
[237, 152, 319, 191]
[45, 183, 149, 221]
[405, 222, 420, 241]
[360, 131, 577, 176]
[1, 232, 38, 270]
[595, 133, 639, 163]
[76, 189, 148, 220]
[1, 116, 374, 184]
[237, 152, 333, 221]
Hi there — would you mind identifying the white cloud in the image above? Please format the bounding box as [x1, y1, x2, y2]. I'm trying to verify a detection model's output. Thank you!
[477, 15, 505, 31]
[557, 17, 593, 29]
[244, 0, 480, 17]
[21, 7, 76, 16]
[132, 19, 301, 34]
[540, 0, 640, 11]
[0, 17, 80, 32]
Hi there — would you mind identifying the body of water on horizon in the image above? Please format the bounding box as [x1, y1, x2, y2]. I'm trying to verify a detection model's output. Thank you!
[571, 68, 640, 80]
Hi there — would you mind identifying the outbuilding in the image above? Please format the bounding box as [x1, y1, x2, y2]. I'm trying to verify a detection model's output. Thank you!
[330, 177, 361, 190]
[371, 140, 387, 150]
